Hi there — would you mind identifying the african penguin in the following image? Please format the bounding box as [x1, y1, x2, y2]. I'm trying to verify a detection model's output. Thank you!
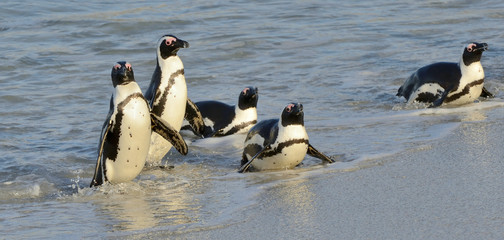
[397, 42, 493, 107]
[239, 103, 334, 173]
[90, 62, 188, 187]
[144, 34, 204, 164]
[181, 86, 259, 138]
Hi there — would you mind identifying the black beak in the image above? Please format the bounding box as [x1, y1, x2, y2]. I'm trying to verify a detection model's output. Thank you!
[176, 39, 189, 48]
[289, 103, 303, 115]
[474, 42, 488, 51]
[296, 103, 303, 114]
[118, 66, 127, 77]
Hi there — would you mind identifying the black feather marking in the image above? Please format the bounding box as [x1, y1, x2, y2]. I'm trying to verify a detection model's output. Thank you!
[151, 68, 185, 116]
[445, 78, 484, 103]
[212, 120, 257, 137]
[260, 139, 309, 158]
[416, 92, 440, 103]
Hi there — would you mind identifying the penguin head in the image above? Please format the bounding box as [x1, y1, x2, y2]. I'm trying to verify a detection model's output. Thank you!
[157, 34, 189, 59]
[281, 103, 304, 127]
[238, 86, 259, 110]
[462, 42, 488, 66]
[111, 61, 135, 87]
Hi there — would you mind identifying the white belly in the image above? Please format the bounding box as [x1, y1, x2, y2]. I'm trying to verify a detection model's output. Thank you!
[251, 143, 308, 170]
[106, 98, 152, 183]
[446, 82, 483, 106]
[148, 74, 187, 163]
[248, 124, 309, 170]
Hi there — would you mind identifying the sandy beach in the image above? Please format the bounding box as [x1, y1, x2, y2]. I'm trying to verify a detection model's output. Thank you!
[166, 106, 504, 239]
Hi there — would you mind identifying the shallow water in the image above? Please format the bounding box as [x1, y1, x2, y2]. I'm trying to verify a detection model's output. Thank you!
[1, 0, 503, 238]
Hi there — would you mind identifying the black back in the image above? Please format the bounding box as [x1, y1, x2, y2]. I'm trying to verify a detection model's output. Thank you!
[144, 64, 161, 106]
[196, 101, 235, 136]
[398, 62, 461, 100]
[246, 119, 280, 147]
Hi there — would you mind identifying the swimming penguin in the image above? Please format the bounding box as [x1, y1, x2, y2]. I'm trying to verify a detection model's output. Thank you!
[90, 62, 188, 187]
[181, 86, 259, 138]
[144, 34, 205, 163]
[397, 42, 493, 107]
[239, 103, 334, 173]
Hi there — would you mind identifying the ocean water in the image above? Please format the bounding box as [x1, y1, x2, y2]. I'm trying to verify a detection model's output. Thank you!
[0, 0, 503, 238]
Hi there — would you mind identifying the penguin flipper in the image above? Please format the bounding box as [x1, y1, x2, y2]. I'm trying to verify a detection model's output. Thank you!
[238, 145, 271, 173]
[90, 121, 112, 187]
[184, 99, 205, 137]
[429, 86, 454, 108]
[150, 113, 188, 155]
[145, 65, 161, 108]
[480, 87, 494, 98]
[307, 144, 335, 163]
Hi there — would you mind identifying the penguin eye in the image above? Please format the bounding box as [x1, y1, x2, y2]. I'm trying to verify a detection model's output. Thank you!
[125, 63, 132, 70]
[286, 103, 295, 112]
[467, 43, 476, 52]
[114, 64, 121, 70]
[165, 37, 176, 46]
[242, 88, 249, 95]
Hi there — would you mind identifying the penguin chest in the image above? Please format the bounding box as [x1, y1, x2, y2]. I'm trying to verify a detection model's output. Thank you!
[157, 72, 187, 130]
[252, 141, 309, 170]
[445, 79, 484, 106]
[105, 98, 151, 183]
[445, 63, 485, 105]
[220, 108, 258, 136]
[250, 125, 309, 170]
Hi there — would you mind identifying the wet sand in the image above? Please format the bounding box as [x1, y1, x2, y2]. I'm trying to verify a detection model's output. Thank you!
[172, 106, 504, 239]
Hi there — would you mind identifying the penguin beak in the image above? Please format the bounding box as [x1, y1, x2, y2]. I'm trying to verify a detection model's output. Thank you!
[117, 66, 127, 77]
[176, 38, 189, 49]
[296, 103, 303, 115]
[473, 43, 488, 52]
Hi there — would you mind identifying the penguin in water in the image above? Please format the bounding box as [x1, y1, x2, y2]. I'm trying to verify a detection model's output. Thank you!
[397, 42, 493, 107]
[239, 103, 335, 173]
[181, 86, 259, 138]
[144, 34, 205, 163]
[90, 62, 188, 187]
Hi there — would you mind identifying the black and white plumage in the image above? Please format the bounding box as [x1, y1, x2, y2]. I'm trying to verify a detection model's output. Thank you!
[397, 42, 492, 107]
[90, 62, 188, 187]
[144, 34, 204, 163]
[182, 86, 259, 137]
[239, 103, 334, 172]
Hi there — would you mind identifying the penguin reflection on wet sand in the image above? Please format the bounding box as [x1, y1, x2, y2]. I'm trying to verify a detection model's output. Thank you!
[181, 86, 258, 138]
[90, 62, 188, 187]
[397, 42, 493, 107]
[144, 34, 205, 163]
[239, 103, 335, 173]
